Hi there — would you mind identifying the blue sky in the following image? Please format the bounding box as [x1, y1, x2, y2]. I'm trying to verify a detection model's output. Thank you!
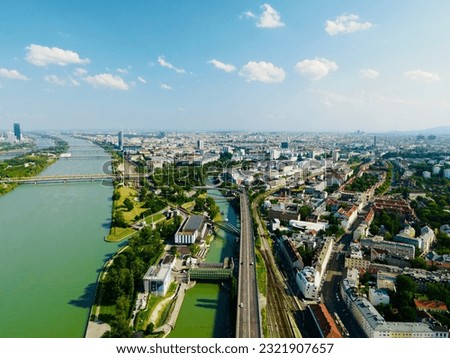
[1, 1, 449, 132]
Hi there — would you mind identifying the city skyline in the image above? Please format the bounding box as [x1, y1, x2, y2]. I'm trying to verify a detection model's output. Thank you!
[1, 1, 450, 132]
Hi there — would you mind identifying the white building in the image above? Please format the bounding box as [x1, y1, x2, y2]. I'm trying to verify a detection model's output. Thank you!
[394, 226, 435, 253]
[143, 264, 172, 297]
[296, 266, 320, 299]
[422, 171, 431, 179]
[444, 168, 450, 179]
[340, 270, 448, 338]
[335, 205, 358, 230]
[353, 224, 368, 241]
[174, 215, 207, 245]
[289, 220, 328, 232]
[296, 238, 333, 299]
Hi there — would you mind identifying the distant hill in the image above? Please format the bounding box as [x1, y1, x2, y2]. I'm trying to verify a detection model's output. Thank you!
[380, 126, 450, 135]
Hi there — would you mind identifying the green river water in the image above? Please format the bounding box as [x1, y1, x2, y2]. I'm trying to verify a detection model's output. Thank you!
[168, 194, 239, 338]
[0, 137, 119, 337]
[0, 138, 238, 338]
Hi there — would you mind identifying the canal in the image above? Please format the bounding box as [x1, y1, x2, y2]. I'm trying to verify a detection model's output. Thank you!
[168, 189, 239, 338]
[0, 136, 119, 337]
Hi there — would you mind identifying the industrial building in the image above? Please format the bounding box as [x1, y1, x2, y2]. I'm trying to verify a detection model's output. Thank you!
[174, 215, 208, 245]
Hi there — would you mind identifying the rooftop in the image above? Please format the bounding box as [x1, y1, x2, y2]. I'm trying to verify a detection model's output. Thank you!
[180, 215, 206, 234]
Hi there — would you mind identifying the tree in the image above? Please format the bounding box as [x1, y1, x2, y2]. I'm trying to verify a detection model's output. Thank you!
[112, 190, 121, 201]
[123, 198, 134, 211]
[113, 211, 127, 228]
[396, 275, 417, 293]
[410, 257, 427, 269]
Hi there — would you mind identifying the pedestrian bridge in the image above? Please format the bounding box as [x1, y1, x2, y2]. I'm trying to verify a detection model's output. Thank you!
[188, 268, 233, 281]
[210, 220, 240, 237]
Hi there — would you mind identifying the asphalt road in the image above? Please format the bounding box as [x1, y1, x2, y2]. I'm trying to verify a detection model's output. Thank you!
[236, 191, 261, 338]
[321, 233, 366, 338]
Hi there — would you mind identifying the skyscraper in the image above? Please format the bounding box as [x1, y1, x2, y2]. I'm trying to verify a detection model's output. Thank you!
[118, 130, 123, 151]
[13, 123, 22, 141]
[197, 139, 204, 150]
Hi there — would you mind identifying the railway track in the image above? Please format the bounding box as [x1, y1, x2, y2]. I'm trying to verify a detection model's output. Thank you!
[260, 247, 296, 338]
[253, 194, 298, 337]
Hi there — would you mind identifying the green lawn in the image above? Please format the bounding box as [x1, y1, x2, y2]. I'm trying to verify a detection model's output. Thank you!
[115, 186, 147, 223]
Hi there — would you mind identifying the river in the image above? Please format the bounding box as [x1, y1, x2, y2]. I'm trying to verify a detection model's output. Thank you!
[0, 134, 55, 161]
[0, 136, 119, 337]
[168, 189, 239, 338]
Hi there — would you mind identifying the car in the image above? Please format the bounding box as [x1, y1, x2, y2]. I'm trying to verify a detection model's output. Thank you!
[239, 302, 244, 308]
[250, 261, 254, 265]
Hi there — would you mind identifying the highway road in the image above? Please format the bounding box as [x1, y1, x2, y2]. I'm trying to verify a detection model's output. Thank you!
[236, 191, 261, 338]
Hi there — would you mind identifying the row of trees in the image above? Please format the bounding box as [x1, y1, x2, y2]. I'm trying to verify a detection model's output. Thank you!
[369, 209, 404, 240]
[346, 173, 379, 192]
[194, 195, 220, 219]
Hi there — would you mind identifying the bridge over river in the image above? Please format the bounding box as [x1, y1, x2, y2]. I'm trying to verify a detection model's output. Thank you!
[0, 173, 144, 184]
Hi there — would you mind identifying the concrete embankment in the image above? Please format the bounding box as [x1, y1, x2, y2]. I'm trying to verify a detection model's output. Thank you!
[154, 281, 196, 337]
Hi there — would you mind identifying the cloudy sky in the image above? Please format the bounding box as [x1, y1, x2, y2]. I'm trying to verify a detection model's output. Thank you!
[1, 1, 450, 132]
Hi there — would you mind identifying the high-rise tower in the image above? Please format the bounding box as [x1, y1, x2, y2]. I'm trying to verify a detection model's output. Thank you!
[118, 130, 123, 151]
[13, 123, 22, 141]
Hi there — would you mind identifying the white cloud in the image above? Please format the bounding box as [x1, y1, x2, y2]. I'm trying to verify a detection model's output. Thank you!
[44, 75, 66, 86]
[69, 77, 80, 86]
[310, 89, 355, 107]
[295, 58, 338, 80]
[73, 68, 87, 77]
[240, 11, 256, 19]
[239, 61, 285, 83]
[137, 76, 147, 84]
[360, 69, 379, 79]
[157, 56, 185, 74]
[257, 4, 285, 28]
[160, 83, 172, 90]
[84, 73, 129, 90]
[208, 59, 236, 73]
[117, 68, 128, 74]
[404, 69, 440, 83]
[26, 44, 89, 66]
[0, 68, 28, 80]
[325, 14, 373, 36]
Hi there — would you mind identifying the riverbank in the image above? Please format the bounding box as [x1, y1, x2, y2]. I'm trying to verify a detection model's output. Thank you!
[0, 136, 117, 337]
[0, 137, 69, 197]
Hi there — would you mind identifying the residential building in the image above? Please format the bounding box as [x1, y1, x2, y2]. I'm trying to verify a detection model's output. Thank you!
[394, 226, 435, 252]
[305, 304, 343, 338]
[444, 168, 450, 179]
[296, 266, 320, 299]
[280, 236, 304, 270]
[368, 288, 390, 306]
[296, 238, 333, 299]
[361, 236, 415, 259]
[341, 274, 448, 338]
[267, 203, 300, 222]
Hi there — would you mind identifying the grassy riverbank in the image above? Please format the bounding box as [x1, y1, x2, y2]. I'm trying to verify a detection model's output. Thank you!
[0, 137, 69, 196]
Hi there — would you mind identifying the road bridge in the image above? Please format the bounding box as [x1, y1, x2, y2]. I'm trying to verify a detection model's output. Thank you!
[236, 190, 262, 338]
[0, 173, 144, 185]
